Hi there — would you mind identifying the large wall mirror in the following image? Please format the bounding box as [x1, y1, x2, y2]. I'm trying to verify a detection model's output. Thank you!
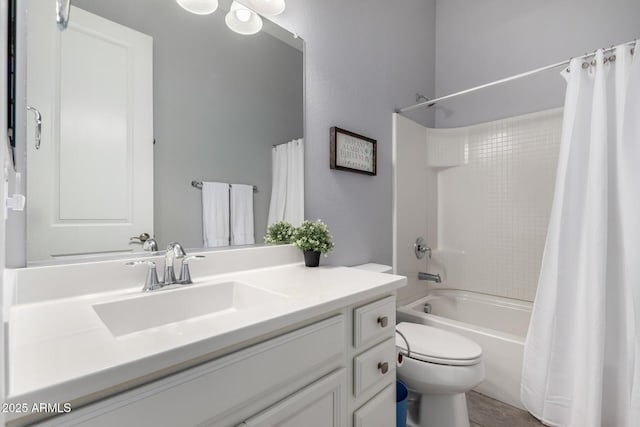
[18, 0, 304, 265]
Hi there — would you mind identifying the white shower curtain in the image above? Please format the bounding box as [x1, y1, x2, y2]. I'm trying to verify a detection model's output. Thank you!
[522, 41, 640, 427]
[267, 138, 304, 227]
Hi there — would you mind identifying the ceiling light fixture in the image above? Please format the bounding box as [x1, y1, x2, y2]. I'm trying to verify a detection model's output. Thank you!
[176, 0, 219, 15]
[245, 0, 286, 16]
[225, 1, 263, 35]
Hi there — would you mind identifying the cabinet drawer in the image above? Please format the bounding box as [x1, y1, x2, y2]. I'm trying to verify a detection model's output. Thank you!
[353, 384, 395, 427]
[353, 296, 395, 348]
[353, 338, 396, 398]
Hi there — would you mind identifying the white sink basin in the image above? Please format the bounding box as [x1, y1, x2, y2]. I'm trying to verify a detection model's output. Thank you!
[93, 281, 287, 337]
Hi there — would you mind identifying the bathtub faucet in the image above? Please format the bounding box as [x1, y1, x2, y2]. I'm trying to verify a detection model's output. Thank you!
[418, 271, 442, 283]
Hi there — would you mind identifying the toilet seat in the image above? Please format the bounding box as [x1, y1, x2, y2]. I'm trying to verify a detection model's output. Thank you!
[396, 322, 482, 366]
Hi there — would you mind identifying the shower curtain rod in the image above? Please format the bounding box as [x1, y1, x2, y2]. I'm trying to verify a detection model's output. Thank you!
[396, 39, 636, 114]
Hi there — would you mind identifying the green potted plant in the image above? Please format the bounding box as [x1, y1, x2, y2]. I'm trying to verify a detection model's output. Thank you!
[292, 220, 334, 267]
[264, 221, 295, 245]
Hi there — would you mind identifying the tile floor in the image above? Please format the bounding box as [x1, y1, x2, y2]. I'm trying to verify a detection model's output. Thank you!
[467, 391, 545, 427]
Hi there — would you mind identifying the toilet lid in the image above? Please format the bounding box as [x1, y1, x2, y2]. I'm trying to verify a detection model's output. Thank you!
[396, 322, 482, 366]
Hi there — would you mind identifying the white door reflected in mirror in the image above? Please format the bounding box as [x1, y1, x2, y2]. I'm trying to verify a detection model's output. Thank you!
[27, 4, 153, 260]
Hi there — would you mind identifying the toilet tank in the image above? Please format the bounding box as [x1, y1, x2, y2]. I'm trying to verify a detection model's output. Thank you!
[351, 263, 393, 274]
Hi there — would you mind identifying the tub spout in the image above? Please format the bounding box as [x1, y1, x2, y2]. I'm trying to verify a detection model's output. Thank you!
[418, 272, 441, 283]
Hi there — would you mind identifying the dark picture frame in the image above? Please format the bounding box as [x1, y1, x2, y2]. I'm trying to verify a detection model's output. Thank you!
[329, 127, 377, 176]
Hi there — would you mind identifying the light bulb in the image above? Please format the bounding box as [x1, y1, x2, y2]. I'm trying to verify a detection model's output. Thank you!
[246, 0, 285, 16]
[225, 1, 263, 35]
[176, 0, 219, 15]
[235, 9, 252, 23]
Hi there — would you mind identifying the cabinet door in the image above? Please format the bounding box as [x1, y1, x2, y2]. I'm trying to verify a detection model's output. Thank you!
[353, 384, 395, 427]
[239, 369, 347, 427]
[34, 316, 344, 427]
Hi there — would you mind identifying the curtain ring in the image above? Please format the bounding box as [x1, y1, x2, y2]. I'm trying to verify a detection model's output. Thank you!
[566, 56, 574, 72]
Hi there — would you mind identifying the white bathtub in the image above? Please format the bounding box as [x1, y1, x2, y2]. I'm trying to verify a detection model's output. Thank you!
[396, 289, 532, 409]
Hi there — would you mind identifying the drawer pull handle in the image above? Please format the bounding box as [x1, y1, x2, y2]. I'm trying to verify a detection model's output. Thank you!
[377, 316, 388, 327]
[378, 362, 389, 374]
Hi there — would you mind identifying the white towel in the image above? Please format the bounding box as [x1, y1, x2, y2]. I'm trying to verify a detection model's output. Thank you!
[202, 182, 229, 247]
[230, 184, 255, 245]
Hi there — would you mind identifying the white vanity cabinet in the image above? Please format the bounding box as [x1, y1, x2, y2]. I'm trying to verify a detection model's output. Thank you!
[30, 293, 398, 427]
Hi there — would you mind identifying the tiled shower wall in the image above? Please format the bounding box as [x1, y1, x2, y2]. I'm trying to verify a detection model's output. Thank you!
[431, 108, 562, 301]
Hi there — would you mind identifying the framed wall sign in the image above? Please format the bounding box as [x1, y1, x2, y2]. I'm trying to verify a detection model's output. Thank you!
[330, 127, 377, 176]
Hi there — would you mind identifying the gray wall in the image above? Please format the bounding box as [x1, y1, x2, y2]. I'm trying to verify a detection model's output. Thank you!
[75, 0, 303, 248]
[271, 0, 437, 266]
[434, 0, 640, 128]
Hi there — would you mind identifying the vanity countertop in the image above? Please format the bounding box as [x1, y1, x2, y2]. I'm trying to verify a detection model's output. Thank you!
[6, 263, 405, 411]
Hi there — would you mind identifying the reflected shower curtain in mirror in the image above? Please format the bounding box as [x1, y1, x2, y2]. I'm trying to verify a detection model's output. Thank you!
[267, 139, 304, 227]
[522, 41, 640, 427]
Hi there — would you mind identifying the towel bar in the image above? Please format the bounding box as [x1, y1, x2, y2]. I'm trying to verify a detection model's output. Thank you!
[191, 180, 257, 192]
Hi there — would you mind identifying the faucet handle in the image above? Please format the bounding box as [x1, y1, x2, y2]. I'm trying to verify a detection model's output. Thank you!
[179, 255, 205, 284]
[126, 260, 161, 292]
[414, 237, 432, 259]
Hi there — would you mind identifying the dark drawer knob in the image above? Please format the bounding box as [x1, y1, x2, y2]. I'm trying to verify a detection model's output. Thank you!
[378, 362, 389, 374]
[377, 316, 388, 327]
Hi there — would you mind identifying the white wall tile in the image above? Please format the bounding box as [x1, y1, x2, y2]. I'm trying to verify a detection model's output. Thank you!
[433, 108, 562, 301]
[426, 128, 468, 167]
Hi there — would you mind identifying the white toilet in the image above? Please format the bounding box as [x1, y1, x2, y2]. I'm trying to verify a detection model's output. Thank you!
[396, 322, 484, 427]
[350, 264, 485, 427]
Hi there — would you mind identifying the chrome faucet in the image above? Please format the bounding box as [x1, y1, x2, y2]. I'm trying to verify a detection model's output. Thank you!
[415, 238, 442, 283]
[126, 242, 205, 292]
[163, 242, 186, 285]
[418, 271, 442, 283]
